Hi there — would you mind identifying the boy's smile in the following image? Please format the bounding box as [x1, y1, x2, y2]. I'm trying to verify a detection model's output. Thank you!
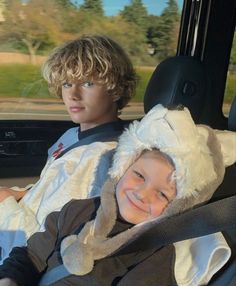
[62, 81, 119, 131]
[126, 191, 150, 213]
[116, 150, 176, 224]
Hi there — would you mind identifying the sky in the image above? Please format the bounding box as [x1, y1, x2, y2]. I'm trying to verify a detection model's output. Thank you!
[73, 0, 184, 16]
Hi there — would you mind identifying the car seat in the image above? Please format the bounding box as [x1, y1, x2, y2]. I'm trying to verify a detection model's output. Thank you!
[144, 56, 208, 123]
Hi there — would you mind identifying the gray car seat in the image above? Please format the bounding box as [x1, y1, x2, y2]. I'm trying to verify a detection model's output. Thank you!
[144, 56, 208, 123]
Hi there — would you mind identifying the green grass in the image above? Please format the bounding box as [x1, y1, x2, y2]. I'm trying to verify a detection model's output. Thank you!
[0, 64, 51, 99]
[225, 74, 236, 104]
[0, 64, 154, 101]
[133, 67, 154, 102]
[0, 64, 235, 104]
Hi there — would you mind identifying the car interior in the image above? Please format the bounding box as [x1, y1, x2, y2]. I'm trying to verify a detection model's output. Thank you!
[0, 0, 236, 284]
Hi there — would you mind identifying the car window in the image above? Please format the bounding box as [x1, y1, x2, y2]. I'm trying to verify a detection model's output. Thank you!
[224, 28, 236, 116]
[0, 0, 183, 121]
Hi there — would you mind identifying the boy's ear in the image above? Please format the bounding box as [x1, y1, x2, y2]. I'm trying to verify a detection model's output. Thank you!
[109, 91, 120, 102]
[111, 94, 120, 102]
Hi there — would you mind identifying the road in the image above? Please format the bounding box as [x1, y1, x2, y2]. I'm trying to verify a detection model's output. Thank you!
[0, 98, 230, 120]
[0, 98, 144, 120]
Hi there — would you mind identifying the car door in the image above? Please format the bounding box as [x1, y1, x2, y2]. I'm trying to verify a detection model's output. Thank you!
[0, 119, 76, 187]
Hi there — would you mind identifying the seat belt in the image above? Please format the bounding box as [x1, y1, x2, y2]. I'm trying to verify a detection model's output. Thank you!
[116, 195, 236, 255]
[55, 130, 122, 160]
[39, 264, 70, 286]
[38, 194, 236, 286]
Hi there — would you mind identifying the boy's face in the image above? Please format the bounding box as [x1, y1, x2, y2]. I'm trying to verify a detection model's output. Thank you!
[116, 151, 176, 224]
[61, 80, 119, 131]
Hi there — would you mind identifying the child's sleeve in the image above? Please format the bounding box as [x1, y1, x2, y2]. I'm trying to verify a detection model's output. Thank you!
[0, 209, 61, 286]
[0, 196, 40, 263]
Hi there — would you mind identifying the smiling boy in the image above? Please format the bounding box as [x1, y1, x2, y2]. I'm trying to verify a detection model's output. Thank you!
[116, 149, 176, 224]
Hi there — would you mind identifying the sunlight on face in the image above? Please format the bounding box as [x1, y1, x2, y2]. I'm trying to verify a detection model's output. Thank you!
[61, 80, 118, 130]
[116, 150, 176, 224]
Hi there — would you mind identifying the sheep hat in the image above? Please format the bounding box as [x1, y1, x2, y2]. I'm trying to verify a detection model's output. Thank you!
[61, 104, 236, 276]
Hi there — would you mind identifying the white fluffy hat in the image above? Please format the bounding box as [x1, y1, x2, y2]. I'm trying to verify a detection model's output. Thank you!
[109, 104, 235, 209]
[61, 104, 236, 276]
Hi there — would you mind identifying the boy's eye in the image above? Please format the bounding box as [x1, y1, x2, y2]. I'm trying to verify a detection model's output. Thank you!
[81, 81, 94, 88]
[157, 191, 169, 203]
[133, 170, 144, 180]
[62, 82, 72, 88]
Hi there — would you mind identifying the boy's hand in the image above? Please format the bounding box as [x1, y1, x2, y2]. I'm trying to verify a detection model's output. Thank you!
[0, 187, 27, 202]
[0, 278, 18, 286]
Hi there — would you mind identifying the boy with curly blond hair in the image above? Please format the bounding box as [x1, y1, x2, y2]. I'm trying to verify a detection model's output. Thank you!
[0, 34, 137, 263]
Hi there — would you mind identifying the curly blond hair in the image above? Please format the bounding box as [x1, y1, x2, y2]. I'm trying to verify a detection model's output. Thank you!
[42, 35, 137, 110]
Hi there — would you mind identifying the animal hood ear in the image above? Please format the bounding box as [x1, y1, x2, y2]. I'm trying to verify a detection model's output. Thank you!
[215, 130, 236, 167]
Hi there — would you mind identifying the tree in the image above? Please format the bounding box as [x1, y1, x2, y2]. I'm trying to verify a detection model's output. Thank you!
[0, 0, 5, 22]
[1, 0, 64, 64]
[56, 0, 76, 9]
[229, 30, 236, 73]
[120, 0, 148, 31]
[79, 0, 104, 16]
[64, 12, 152, 65]
[146, 15, 161, 55]
[147, 0, 180, 61]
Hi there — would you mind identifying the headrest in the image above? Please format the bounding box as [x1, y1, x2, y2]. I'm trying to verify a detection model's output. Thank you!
[144, 56, 208, 123]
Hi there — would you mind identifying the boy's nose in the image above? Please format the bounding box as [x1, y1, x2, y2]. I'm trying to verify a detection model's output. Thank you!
[69, 86, 82, 100]
[135, 185, 153, 202]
